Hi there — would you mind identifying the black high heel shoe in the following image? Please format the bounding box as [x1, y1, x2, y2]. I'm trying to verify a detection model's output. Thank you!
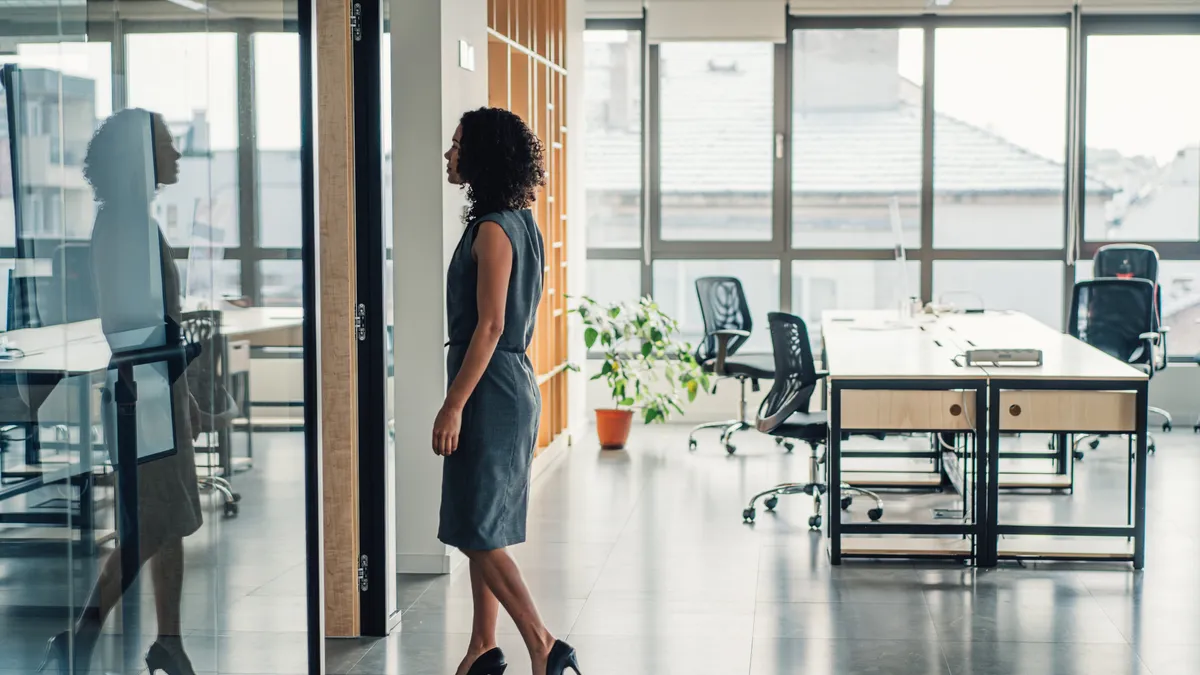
[36, 631, 70, 675]
[466, 647, 508, 675]
[146, 640, 197, 675]
[545, 640, 581, 675]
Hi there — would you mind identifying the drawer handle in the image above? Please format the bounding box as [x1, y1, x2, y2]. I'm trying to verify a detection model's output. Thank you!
[1009, 404, 1022, 417]
[949, 404, 962, 416]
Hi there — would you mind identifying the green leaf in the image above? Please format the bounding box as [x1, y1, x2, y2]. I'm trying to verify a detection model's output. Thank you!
[600, 360, 613, 376]
[609, 306, 621, 319]
[619, 397, 635, 407]
[584, 327, 598, 349]
[644, 407, 661, 424]
[650, 327, 664, 343]
[590, 372, 604, 381]
[641, 341, 653, 358]
[686, 379, 699, 401]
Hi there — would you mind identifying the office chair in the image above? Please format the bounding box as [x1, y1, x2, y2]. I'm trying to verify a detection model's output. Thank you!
[181, 310, 242, 516]
[741, 312, 883, 529]
[687, 277, 776, 455]
[1067, 278, 1161, 455]
[1094, 244, 1173, 432]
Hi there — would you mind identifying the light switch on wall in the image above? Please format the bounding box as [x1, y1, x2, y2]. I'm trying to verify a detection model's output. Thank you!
[458, 40, 476, 72]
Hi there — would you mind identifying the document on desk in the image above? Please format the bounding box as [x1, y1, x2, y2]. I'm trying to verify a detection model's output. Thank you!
[102, 361, 176, 464]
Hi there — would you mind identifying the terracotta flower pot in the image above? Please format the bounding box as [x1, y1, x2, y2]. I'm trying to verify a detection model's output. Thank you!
[595, 409, 634, 450]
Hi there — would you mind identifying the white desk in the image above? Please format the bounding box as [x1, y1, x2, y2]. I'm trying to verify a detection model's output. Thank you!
[821, 310, 1150, 568]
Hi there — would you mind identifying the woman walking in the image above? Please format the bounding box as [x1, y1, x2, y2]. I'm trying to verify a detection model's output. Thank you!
[433, 107, 580, 675]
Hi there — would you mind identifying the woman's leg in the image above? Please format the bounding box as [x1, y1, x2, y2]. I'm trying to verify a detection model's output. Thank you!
[149, 537, 185, 639]
[461, 548, 554, 675]
[455, 559, 502, 675]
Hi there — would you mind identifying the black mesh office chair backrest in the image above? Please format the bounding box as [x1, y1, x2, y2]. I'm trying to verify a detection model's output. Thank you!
[1094, 244, 1159, 283]
[1094, 243, 1162, 329]
[694, 276, 752, 362]
[1068, 278, 1156, 367]
[758, 312, 820, 431]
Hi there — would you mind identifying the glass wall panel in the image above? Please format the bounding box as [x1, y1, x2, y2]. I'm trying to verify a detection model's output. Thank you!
[652, 259, 780, 353]
[0, 2, 313, 673]
[659, 42, 774, 242]
[934, 260, 1064, 329]
[584, 29, 642, 249]
[1083, 34, 1200, 243]
[933, 27, 1068, 250]
[792, 28, 924, 250]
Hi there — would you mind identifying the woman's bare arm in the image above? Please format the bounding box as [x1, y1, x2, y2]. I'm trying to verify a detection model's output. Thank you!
[433, 221, 513, 455]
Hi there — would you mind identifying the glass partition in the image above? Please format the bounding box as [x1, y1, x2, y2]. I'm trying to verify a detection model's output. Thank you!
[0, 2, 314, 672]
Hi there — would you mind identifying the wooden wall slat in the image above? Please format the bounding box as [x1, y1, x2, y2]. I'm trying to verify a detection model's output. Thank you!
[315, 0, 359, 638]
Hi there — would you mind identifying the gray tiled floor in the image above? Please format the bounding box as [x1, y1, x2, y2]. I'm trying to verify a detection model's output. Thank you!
[4, 425, 1199, 674]
[332, 426, 1200, 675]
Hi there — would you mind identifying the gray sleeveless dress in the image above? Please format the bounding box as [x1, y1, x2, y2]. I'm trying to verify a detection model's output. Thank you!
[438, 209, 544, 551]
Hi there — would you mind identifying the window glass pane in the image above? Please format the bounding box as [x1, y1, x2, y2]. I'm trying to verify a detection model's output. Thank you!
[127, 33, 239, 249]
[791, 260, 920, 328]
[178, 258, 241, 302]
[0, 43, 112, 249]
[660, 42, 773, 242]
[934, 260, 1064, 329]
[792, 28, 923, 249]
[585, 30, 641, 249]
[585, 259, 641, 308]
[652, 259, 779, 353]
[1077, 258, 1200, 357]
[1084, 35, 1200, 242]
[259, 259, 303, 307]
[934, 28, 1068, 249]
[254, 33, 303, 249]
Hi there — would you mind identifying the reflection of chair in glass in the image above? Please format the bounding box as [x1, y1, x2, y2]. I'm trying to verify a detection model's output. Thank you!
[1068, 278, 1161, 456]
[687, 277, 776, 455]
[742, 312, 883, 529]
[181, 310, 242, 516]
[1093, 244, 1172, 432]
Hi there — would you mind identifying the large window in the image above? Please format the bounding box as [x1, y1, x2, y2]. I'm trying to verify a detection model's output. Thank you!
[583, 17, 1200, 363]
[659, 42, 774, 242]
[1083, 34, 1200, 243]
[584, 29, 642, 249]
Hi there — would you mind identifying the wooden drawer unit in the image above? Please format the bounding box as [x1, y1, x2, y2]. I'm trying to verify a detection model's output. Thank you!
[840, 389, 975, 431]
[998, 390, 1136, 433]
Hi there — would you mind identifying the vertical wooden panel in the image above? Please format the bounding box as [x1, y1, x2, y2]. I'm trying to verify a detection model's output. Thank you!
[490, 0, 568, 452]
[315, 0, 359, 637]
[488, 39, 510, 109]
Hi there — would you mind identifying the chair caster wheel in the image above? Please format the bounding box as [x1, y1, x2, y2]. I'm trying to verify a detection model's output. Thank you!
[808, 515, 822, 530]
[1074, 450, 1085, 461]
[841, 496, 853, 511]
[688, 439, 698, 452]
[223, 502, 239, 518]
[783, 442, 795, 454]
[743, 508, 756, 523]
[725, 443, 737, 455]
[232, 493, 242, 503]
[867, 508, 883, 521]
[1089, 439, 1101, 450]
[775, 437, 785, 445]
[764, 497, 779, 511]
[1163, 421, 1172, 433]
[1149, 443, 1156, 454]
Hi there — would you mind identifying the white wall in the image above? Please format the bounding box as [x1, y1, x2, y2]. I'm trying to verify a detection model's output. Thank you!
[390, 0, 487, 574]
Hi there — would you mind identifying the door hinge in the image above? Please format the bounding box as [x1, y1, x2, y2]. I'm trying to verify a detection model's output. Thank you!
[350, 3, 363, 42]
[358, 554, 369, 592]
[355, 303, 367, 342]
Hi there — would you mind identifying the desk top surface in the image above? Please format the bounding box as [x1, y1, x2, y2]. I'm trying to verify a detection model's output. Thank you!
[822, 310, 1147, 383]
[1, 307, 304, 375]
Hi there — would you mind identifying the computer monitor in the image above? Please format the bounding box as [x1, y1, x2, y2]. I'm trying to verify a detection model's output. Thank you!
[889, 196, 914, 317]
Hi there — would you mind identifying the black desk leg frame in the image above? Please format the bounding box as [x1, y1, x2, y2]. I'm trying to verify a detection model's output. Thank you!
[982, 380, 1149, 569]
[829, 380, 988, 566]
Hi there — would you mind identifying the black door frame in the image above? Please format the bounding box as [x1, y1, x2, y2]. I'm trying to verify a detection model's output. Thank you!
[351, 0, 399, 637]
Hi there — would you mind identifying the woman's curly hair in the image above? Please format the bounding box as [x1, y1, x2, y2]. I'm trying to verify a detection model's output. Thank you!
[457, 107, 546, 223]
[83, 107, 160, 205]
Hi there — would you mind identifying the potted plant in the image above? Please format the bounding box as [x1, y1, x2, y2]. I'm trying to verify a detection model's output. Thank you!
[571, 296, 710, 450]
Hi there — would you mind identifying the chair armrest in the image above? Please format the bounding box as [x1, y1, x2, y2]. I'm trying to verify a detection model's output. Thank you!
[708, 329, 750, 376]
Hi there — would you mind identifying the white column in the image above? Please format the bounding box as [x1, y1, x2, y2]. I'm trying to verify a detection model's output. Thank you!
[391, 0, 487, 574]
